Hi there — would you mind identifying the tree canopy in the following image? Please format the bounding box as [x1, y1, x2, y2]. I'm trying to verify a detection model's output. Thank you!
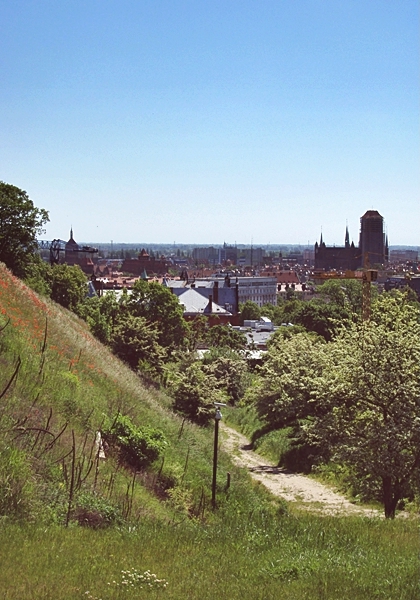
[126, 279, 189, 351]
[249, 291, 420, 517]
[0, 182, 49, 278]
[47, 264, 88, 310]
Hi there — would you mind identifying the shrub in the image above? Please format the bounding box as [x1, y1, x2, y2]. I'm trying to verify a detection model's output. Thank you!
[103, 415, 167, 471]
[73, 491, 122, 528]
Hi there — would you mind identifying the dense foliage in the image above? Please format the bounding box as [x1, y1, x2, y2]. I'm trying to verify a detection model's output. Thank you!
[103, 414, 167, 470]
[247, 291, 420, 517]
[0, 181, 49, 278]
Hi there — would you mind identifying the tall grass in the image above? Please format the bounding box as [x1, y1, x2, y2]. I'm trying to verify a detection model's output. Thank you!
[0, 263, 251, 523]
[0, 515, 418, 600]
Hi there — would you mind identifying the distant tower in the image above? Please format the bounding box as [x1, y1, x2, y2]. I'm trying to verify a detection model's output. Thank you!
[65, 227, 79, 265]
[359, 211, 385, 266]
[345, 225, 350, 247]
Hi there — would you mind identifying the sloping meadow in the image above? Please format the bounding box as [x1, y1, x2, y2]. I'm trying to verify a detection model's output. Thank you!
[0, 263, 419, 599]
[0, 263, 253, 524]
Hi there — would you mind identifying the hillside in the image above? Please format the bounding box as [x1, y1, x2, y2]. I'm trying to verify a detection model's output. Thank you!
[1, 263, 419, 599]
[0, 262, 257, 525]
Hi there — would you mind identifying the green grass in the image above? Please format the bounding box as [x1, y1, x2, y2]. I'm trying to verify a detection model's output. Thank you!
[0, 263, 250, 523]
[0, 516, 418, 600]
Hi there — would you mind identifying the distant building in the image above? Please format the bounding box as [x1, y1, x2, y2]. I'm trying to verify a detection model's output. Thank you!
[384, 276, 420, 299]
[121, 249, 170, 276]
[315, 210, 388, 271]
[358, 210, 388, 266]
[235, 276, 277, 307]
[63, 228, 96, 274]
[389, 249, 418, 263]
[167, 276, 238, 314]
[314, 227, 359, 271]
[191, 244, 240, 266]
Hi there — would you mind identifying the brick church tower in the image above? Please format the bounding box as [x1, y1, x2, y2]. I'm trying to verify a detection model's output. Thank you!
[359, 210, 387, 266]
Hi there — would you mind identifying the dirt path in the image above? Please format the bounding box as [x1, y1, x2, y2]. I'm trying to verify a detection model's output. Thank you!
[221, 424, 381, 517]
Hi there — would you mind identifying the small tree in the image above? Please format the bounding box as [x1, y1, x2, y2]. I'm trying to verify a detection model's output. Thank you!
[0, 181, 49, 278]
[202, 349, 249, 404]
[127, 279, 189, 351]
[173, 363, 226, 426]
[239, 300, 261, 324]
[206, 324, 247, 352]
[110, 314, 165, 376]
[47, 264, 88, 310]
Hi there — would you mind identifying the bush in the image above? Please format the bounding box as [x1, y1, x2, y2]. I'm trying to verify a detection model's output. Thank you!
[73, 491, 122, 528]
[103, 415, 167, 471]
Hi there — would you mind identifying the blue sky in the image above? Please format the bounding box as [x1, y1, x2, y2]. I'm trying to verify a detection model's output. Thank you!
[1, 1, 418, 245]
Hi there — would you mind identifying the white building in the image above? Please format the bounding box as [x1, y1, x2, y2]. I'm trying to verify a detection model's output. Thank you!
[235, 276, 277, 307]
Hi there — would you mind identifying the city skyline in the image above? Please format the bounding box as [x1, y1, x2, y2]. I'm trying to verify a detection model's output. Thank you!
[1, 1, 418, 246]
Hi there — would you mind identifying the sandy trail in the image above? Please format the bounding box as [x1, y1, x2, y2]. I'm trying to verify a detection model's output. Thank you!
[221, 424, 380, 517]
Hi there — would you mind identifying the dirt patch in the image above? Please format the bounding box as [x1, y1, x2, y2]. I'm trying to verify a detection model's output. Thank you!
[221, 424, 381, 517]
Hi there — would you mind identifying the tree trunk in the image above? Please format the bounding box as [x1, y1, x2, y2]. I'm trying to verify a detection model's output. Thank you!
[382, 475, 400, 519]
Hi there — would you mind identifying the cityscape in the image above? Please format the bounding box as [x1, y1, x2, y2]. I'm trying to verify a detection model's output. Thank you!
[39, 208, 420, 324]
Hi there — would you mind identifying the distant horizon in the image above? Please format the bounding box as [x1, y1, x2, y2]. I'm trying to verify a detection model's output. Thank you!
[41, 239, 419, 252]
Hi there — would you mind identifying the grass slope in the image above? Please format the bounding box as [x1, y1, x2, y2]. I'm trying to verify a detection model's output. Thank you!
[0, 263, 419, 600]
[0, 262, 258, 523]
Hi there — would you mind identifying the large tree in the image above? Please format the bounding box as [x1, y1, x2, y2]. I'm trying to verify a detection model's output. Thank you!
[251, 291, 420, 518]
[314, 293, 420, 518]
[0, 182, 49, 278]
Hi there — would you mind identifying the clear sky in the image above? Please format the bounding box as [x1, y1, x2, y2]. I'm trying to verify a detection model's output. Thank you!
[1, 1, 418, 246]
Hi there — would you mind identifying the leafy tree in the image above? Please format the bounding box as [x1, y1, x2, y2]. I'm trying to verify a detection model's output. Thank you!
[202, 348, 250, 404]
[250, 332, 325, 429]
[76, 296, 112, 344]
[173, 362, 226, 426]
[317, 279, 363, 315]
[251, 291, 420, 518]
[110, 314, 165, 376]
[291, 300, 350, 341]
[24, 255, 53, 296]
[313, 293, 420, 517]
[186, 315, 209, 349]
[76, 293, 120, 344]
[206, 324, 247, 352]
[260, 303, 286, 325]
[266, 324, 308, 346]
[127, 279, 189, 351]
[0, 181, 49, 278]
[47, 264, 88, 310]
[239, 300, 261, 324]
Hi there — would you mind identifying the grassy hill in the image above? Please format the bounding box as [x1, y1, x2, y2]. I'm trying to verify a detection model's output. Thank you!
[0, 262, 418, 600]
[0, 262, 260, 524]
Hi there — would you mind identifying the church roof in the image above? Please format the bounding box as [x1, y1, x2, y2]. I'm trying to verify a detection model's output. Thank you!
[361, 210, 382, 219]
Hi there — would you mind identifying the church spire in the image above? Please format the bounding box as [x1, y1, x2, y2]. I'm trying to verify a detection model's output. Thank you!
[345, 224, 350, 247]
